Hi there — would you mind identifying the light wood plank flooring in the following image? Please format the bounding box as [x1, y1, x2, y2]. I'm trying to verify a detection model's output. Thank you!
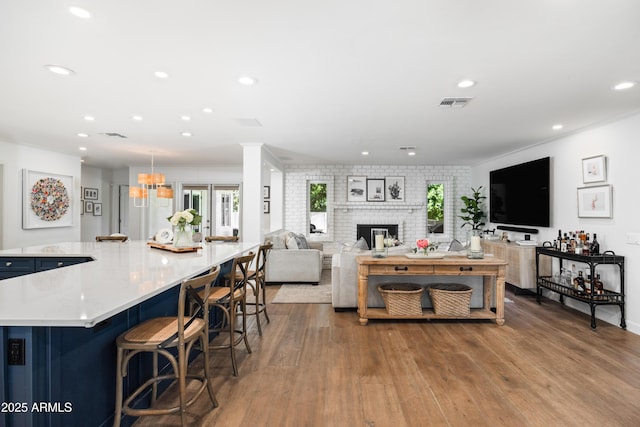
[133, 286, 640, 427]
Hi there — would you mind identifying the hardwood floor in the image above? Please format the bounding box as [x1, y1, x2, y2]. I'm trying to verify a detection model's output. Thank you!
[132, 285, 640, 427]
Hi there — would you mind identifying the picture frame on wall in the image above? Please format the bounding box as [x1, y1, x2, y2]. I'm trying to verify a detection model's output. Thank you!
[85, 201, 94, 214]
[385, 176, 405, 201]
[263, 186, 270, 199]
[582, 155, 606, 184]
[93, 203, 102, 216]
[366, 178, 386, 202]
[347, 176, 366, 202]
[263, 201, 270, 214]
[83, 187, 99, 200]
[22, 169, 74, 229]
[577, 185, 612, 218]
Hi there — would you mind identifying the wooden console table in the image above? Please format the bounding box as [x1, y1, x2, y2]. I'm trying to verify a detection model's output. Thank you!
[357, 255, 507, 326]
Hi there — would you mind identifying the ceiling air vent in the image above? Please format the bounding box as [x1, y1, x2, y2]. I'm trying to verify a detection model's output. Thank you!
[99, 132, 128, 138]
[439, 97, 473, 108]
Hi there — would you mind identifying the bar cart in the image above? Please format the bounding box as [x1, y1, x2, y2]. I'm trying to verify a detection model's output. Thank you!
[535, 247, 625, 329]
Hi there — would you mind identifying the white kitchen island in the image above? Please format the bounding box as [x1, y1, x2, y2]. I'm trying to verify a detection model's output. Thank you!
[0, 240, 258, 427]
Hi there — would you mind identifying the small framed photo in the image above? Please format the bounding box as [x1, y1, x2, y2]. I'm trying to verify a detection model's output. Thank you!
[366, 178, 385, 202]
[93, 203, 102, 216]
[84, 187, 99, 200]
[84, 201, 94, 214]
[577, 185, 612, 218]
[263, 186, 270, 199]
[263, 201, 270, 214]
[582, 155, 606, 184]
[347, 176, 366, 202]
[385, 176, 405, 201]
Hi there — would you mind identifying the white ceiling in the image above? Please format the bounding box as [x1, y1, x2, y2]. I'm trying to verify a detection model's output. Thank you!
[1, 0, 639, 169]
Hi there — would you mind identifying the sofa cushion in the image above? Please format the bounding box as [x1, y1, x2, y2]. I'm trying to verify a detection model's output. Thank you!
[267, 231, 288, 249]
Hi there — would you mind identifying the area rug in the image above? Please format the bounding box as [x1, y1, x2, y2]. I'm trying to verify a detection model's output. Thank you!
[272, 270, 332, 304]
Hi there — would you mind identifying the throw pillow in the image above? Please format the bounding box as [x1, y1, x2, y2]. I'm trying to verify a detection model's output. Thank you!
[449, 239, 465, 251]
[294, 233, 310, 249]
[354, 236, 369, 250]
[285, 232, 299, 249]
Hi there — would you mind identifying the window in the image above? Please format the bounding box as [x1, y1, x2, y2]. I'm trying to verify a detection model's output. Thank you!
[309, 182, 327, 234]
[427, 183, 444, 234]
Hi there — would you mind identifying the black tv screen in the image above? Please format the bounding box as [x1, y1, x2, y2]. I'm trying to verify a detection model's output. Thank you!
[490, 157, 550, 227]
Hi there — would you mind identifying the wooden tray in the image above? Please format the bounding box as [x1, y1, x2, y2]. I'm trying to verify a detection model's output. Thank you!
[147, 242, 200, 253]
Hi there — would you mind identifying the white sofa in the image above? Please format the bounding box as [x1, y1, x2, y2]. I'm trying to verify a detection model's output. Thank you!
[331, 245, 486, 309]
[264, 230, 323, 284]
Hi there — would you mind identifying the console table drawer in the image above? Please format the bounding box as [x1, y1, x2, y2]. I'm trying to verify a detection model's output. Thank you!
[433, 265, 498, 275]
[368, 264, 435, 275]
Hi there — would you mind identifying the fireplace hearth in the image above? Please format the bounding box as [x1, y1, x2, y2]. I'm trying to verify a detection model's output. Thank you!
[356, 224, 399, 249]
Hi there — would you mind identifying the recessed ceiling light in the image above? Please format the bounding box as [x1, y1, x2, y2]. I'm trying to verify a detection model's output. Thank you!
[457, 79, 476, 88]
[132, 115, 143, 121]
[181, 115, 191, 121]
[45, 65, 75, 76]
[613, 81, 637, 91]
[69, 6, 91, 19]
[79, 146, 87, 151]
[181, 132, 192, 137]
[408, 151, 416, 156]
[83, 115, 95, 121]
[154, 71, 169, 79]
[77, 133, 89, 138]
[202, 107, 213, 113]
[361, 151, 369, 156]
[552, 124, 563, 130]
[238, 76, 258, 85]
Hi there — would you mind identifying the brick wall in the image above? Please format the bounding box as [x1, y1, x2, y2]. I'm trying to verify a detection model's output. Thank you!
[283, 164, 473, 245]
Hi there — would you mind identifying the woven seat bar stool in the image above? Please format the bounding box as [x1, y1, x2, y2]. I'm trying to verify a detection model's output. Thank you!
[113, 268, 220, 426]
[205, 252, 255, 376]
[244, 243, 273, 336]
[96, 235, 128, 242]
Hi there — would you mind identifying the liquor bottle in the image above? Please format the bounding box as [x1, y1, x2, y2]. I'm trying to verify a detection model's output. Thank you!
[590, 234, 600, 255]
[583, 235, 590, 256]
[556, 230, 562, 250]
[594, 274, 604, 295]
[561, 233, 568, 252]
[573, 271, 585, 293]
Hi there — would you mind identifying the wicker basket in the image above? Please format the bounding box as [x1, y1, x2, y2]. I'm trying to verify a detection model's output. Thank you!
[378, 283, 423, 316]
[428, 284, 473, 317]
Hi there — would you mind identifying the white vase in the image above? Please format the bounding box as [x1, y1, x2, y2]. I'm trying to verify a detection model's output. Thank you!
[173, 224, 193, 247]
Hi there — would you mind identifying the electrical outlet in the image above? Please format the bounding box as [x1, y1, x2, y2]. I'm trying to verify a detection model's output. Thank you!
[8, 338, 25, 365]
[626, 233, 640, 245]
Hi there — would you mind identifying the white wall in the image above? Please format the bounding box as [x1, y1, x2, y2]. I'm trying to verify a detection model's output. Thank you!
[284, 164, 472, 245]
[473, 112, 640, 333]
[0, 140, 81, 249]
[80, 166, 116, 241]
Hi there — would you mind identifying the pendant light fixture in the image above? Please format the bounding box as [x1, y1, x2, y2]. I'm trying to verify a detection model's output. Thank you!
[129, 152, 174, 207]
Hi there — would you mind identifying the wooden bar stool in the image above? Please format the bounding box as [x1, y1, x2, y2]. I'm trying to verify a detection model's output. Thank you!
[206, 252, 254, 376]
[244, 243, 273, 336]
[113, 268, 219, 426]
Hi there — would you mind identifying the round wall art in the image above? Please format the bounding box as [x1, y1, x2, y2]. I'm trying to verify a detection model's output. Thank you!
[30, 177, 70, 221]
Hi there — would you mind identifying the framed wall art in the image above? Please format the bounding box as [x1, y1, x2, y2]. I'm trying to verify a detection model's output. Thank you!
[263, 186, 270, 199]
[83, 187, 99, 200]
[577, 185, 612, 218]
[582, 155, 606, 184]
[263, 201, 270, 214]
[347, 176, 366, 202]
[22, 169, 73, 229]
[85, 201, 94, 214]
[93, 203, 102, 216]
[385, 176, 405, 201]
[366, 178, 385, 202]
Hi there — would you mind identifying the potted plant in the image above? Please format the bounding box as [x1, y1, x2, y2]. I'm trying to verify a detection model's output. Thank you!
[459, 187, 486, 258]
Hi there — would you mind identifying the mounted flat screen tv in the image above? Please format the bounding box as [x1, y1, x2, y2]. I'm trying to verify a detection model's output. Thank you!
[490, 157, 550, 227]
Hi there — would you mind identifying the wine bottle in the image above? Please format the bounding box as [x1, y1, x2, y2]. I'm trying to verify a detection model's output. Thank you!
[590, 233, 600, 255]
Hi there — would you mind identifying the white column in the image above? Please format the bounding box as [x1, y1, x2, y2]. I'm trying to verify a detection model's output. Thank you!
[241, 143, 264, 244]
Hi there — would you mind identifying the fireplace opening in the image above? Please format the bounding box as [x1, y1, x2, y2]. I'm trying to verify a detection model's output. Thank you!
[356, 224, 399, 249]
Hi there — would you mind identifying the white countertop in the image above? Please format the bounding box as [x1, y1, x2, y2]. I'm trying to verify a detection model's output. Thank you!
[0, 240, 259, 328]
